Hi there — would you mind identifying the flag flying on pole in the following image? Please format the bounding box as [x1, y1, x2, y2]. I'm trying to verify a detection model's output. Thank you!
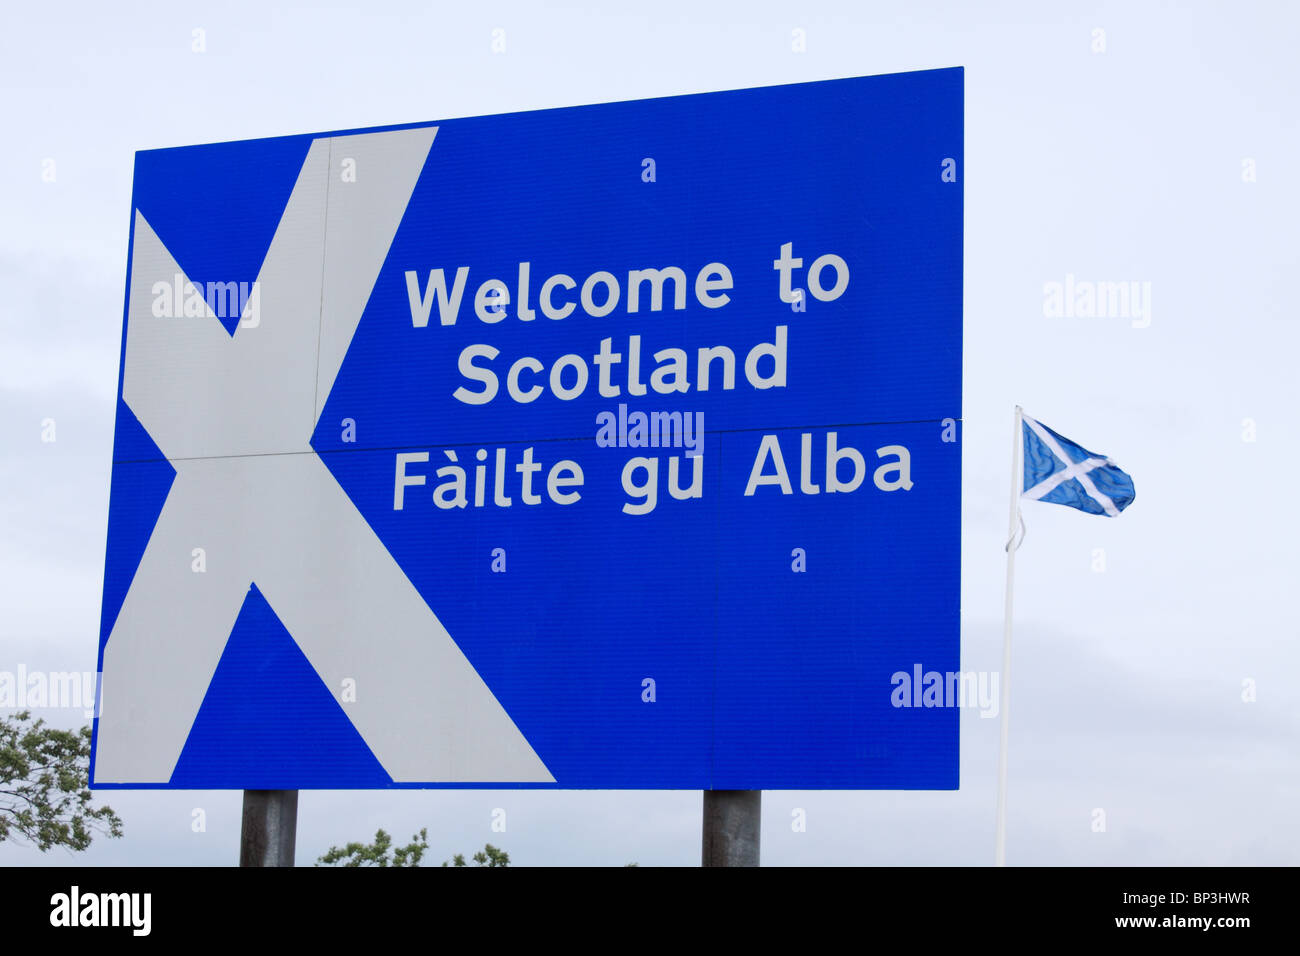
[1021, 412, 1135, 517]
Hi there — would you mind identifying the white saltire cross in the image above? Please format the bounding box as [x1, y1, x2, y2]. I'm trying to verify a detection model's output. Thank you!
[95, 129, 553, 784]
[1020, 413, 1121, 517]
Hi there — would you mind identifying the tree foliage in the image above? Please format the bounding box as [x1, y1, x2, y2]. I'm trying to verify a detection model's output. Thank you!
[316, 830, 510, 868]
[442, 843, 509, 867]
[0, 711, 123, 851]
[316, 827, 429, 867]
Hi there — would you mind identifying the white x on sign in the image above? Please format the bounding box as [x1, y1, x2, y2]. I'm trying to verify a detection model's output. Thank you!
[95, 128, 553, 784]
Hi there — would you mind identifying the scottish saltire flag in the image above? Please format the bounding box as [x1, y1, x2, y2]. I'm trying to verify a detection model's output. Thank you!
[1021, 412, 1135, 516]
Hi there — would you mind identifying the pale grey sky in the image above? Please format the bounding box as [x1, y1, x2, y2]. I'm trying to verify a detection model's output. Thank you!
[1, 0, 1296, 865]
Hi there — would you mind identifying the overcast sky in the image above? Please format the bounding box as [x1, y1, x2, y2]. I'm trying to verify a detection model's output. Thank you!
[1, 0, 1297, 866]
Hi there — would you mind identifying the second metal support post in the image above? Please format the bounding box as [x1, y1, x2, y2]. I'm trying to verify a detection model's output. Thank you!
[702, 790, 760, 866]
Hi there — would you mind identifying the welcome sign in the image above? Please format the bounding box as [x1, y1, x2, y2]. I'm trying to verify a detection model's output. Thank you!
[93, 67, 963, 789]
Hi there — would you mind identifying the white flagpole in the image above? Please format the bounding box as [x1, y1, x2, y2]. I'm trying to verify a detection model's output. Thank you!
[994, 405, 1023, 866]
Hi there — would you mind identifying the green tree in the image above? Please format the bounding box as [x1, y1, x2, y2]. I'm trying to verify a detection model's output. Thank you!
[442, 843, 509, 867]
[0, 711, 123, 851]
[316, 827, 429, 867]
[316, 830, 511, 867]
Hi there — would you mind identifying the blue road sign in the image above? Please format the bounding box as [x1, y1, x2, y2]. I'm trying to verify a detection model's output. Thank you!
[93, 67, 963, 789]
